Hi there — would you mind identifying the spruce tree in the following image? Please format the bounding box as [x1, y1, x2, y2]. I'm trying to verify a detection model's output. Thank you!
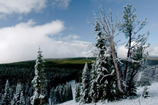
[54, 85, 62, 104]
[30, 48, 47, 105]
[49, 87, 56, 105]
[50, 83, 73, 104]
[11, 83, 25, 105]
[2, 80, 12, 105]
[75, 83, 81, 102]
[80, 62, 91, 103]
[90, 21, 117, 101]
[90, 61, 99, 102]
[65, 83, 73, 101]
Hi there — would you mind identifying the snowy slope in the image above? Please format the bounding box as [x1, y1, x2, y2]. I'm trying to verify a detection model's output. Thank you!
[59, 81, 158, 105]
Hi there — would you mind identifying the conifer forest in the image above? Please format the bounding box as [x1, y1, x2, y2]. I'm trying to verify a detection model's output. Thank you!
[0, 4, 158, 105]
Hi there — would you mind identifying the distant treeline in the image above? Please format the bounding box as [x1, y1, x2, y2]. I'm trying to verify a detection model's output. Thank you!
[0, 57, 157, 91]
[147, 59, 158, 65]
[0, 57, 95, 92]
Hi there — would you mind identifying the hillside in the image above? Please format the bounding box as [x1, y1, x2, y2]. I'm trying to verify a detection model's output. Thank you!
[0, 57, 95, 91]
[0, 57, 157, 104]
[1, 57, 157, 67]
[60, 80, 158, 105]
[0, 57, 95, 69]
[0, 57, 157, 92]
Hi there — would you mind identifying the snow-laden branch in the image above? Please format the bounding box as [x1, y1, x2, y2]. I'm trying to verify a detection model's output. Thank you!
[126, 57, 143, 63]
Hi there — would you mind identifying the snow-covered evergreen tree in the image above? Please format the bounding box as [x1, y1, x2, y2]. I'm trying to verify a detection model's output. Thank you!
[90, 61, 99, 103]
[65, 83, 73, 102]
[75, 83, 81, 102]
[54, 85, 62, 104]
[11, 83, 25, 105]
[89, 21, 117, 102]
[30, 48, 47, 105]
[1, 80, 12, 105]
[49, 87, 56, 105]
[80, 62, 91, 103]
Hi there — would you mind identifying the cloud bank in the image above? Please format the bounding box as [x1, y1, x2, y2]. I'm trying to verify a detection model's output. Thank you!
[0, 0, 72, 18]
[147, 44, 158, 57]
[0, 0, 46, 14]
[0, 20, 90, 63]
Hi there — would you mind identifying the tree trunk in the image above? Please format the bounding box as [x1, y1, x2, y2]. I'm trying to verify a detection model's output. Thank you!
[128, 65, 139, 93]
[40, 86, 42, 105]
[111, 38, 123, 93]
[124, 30, 132, 93]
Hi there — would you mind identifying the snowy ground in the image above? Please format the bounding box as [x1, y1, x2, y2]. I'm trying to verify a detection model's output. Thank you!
[59, 80, 158, 105]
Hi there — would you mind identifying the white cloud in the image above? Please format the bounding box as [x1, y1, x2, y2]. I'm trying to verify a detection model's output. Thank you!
[0, 0, 46, 14]
[0, 20, 90, 63]
[52, 0, 71, 9]
[147, 44, 158, 56]
[62, 35, 80, 41]
[117, 45, 128, 58]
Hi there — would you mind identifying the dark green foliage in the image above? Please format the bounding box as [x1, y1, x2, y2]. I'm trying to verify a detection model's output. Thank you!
[0, 57, 94, 92]
[75, 83, 81, 102]
[45, 57, 94, 69]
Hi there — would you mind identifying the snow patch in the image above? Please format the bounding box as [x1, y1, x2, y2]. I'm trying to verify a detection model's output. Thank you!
[59, 81, 158, 105]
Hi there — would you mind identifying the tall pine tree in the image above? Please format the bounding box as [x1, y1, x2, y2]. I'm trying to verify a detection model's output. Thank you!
[90, 21, 117, 102]
[2, 80, 12, 105]
[11, 83, 25, 105]
[30, 48, 47, 105]
[75, 83, 81, 102]
[80, 62, 91, 103]
[90, 61, 99, 102]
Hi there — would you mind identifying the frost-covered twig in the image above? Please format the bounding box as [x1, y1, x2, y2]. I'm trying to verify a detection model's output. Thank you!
[100, 74, 112, 83]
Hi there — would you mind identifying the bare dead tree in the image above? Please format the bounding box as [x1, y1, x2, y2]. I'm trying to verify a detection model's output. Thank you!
[94, 8, 124, 93]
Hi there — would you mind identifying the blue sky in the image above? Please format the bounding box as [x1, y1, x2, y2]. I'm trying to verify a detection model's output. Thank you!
[0, 0, 157, 63]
